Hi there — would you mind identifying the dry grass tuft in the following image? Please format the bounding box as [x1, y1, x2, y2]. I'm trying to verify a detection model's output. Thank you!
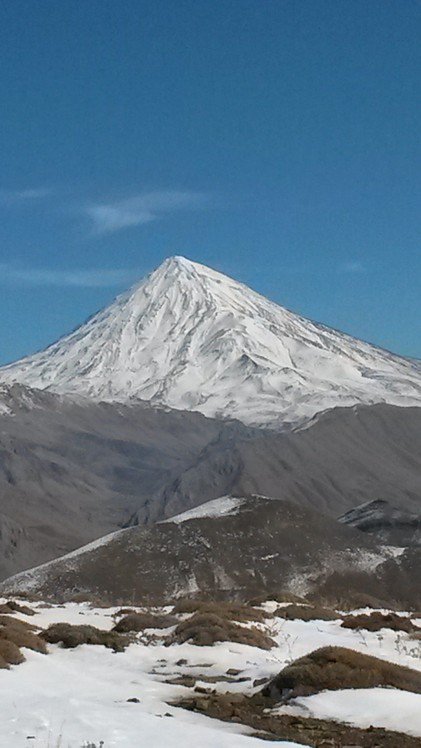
[0, 615, 37, 632]
[69, 592, 112, 607]
[0, 626, 47, 653]
[172, 600, 268, 623]
[167, 612, 275, 649]
[114, 608, 138, 618]
[0, 639, 25, 665]
[5, 601, 35, 616]
[0, 590, 42, 603]
[274, 604, 339, 622]
[313, 590, 394, 611]
[41, 623, 127, 652]
[249, 592, 308, 606]
[0, 614, 46, 654]
[113, 612, 177, 633]
[341, 612, 418, 633]
[262, 646, 421, 700]
[0, 601, 35, 616]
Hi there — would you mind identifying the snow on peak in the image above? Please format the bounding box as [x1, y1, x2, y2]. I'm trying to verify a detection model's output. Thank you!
[0, 255, 421, 426]
[162, 496, 245, 524]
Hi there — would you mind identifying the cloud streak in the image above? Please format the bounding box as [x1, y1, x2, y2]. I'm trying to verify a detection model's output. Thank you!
[86, 190, 206, 234]
[0, 265, 138, 288]
[0, 188, 51, 205]
[339, 261, 366, 274]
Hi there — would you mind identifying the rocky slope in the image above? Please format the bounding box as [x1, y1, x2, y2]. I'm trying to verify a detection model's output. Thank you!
[133, 403, 421, 523]
[0, 389, 421, 580]
[0, 383, 253, 579]
[2, 495, 417, 608]
[339, 499, 421, 546]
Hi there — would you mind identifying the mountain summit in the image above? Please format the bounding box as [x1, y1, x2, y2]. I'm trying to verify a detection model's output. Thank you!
[1, 255, 421, 426]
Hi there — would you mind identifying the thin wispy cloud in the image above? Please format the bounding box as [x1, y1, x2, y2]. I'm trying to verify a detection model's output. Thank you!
[86, 190, 206, 234]
[0, 265, 138, 288]
[0, 188, 51, 205]
[339, 261, 366, 274]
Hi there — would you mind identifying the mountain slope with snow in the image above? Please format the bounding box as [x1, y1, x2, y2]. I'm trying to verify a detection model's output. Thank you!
[1, 494, 402, 606]
[1, 256, 421, 426]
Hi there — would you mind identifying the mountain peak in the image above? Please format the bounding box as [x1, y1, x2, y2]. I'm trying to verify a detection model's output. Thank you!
[0, 257, 420, 426]
[156, 254, 197, 272]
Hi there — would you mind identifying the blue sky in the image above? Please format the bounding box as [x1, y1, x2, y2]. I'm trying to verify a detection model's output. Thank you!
[1, 0, 421, 363]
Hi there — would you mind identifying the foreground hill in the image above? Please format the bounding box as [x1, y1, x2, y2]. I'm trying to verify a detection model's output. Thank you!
[2, 495, 418, 609]
[0, 388, 421, 579]
[0, 384, 252, 579]
[1, 256, 421, 427]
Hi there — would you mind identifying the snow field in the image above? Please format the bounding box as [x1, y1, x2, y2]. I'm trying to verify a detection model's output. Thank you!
[1, 598, 421, 745]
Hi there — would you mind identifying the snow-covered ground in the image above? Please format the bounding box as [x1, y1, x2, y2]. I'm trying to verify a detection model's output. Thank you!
[1, 599, 421, 746]
[276, 688, 421, 736]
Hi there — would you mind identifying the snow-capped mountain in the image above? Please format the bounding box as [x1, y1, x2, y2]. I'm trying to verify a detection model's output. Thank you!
[1, 255, 421, 426]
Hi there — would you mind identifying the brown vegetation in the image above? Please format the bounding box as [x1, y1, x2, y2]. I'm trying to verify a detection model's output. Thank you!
[0, 626, 47, 654]
[341, 611, 418, 633]
[248, 591, 308, 606]
[262, 646, 421, 699]
[0, 614, 47, 654]
[114, 608, 138, 617]
[274, 604, 339, 622]
[0, 614, 37, 631]
[167, 612, 275, 649]
[0, 639, 25, 666]
[0, 590, 43, 603]
[59, 592, 112, 608]
[113, 612, 177, 633]
[172, 600, 268, 623]
[0, 601, 35, 616]
[41, 623, 127, 652]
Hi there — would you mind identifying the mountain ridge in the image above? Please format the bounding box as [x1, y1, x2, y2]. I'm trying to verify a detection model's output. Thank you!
[2, 494, 409, 607]
[1, 256, 420, 426]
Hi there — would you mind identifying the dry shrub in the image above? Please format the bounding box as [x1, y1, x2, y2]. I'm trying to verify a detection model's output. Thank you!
[262, 646, 421, 700]
[0, 626, 47, 653]
[0, 639, 25, 665]
[341, 612, 418, 633]
[6, 601, 35, 616]
[172, 600, 268, 623]
[249, 592, 308, 606]
[0, 601, 35, 616]
[322, 591, 393, 611]
[167, 613, 275, 649]
[0, 614, 46, 654]
[0, 590, 42, 603]
[0, 615, 37, 632]
[114, 608, 138, 618]
[55, 592, 112, 608]
[274, 604, 339, 622]
[0, 605, 13, 615]
[113, 612, 177, 633]
[41, 623, 127, 652]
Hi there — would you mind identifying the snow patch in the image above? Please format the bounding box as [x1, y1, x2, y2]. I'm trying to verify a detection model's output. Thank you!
[275, 688, 421, 737]
[163, 496, 245, 524]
